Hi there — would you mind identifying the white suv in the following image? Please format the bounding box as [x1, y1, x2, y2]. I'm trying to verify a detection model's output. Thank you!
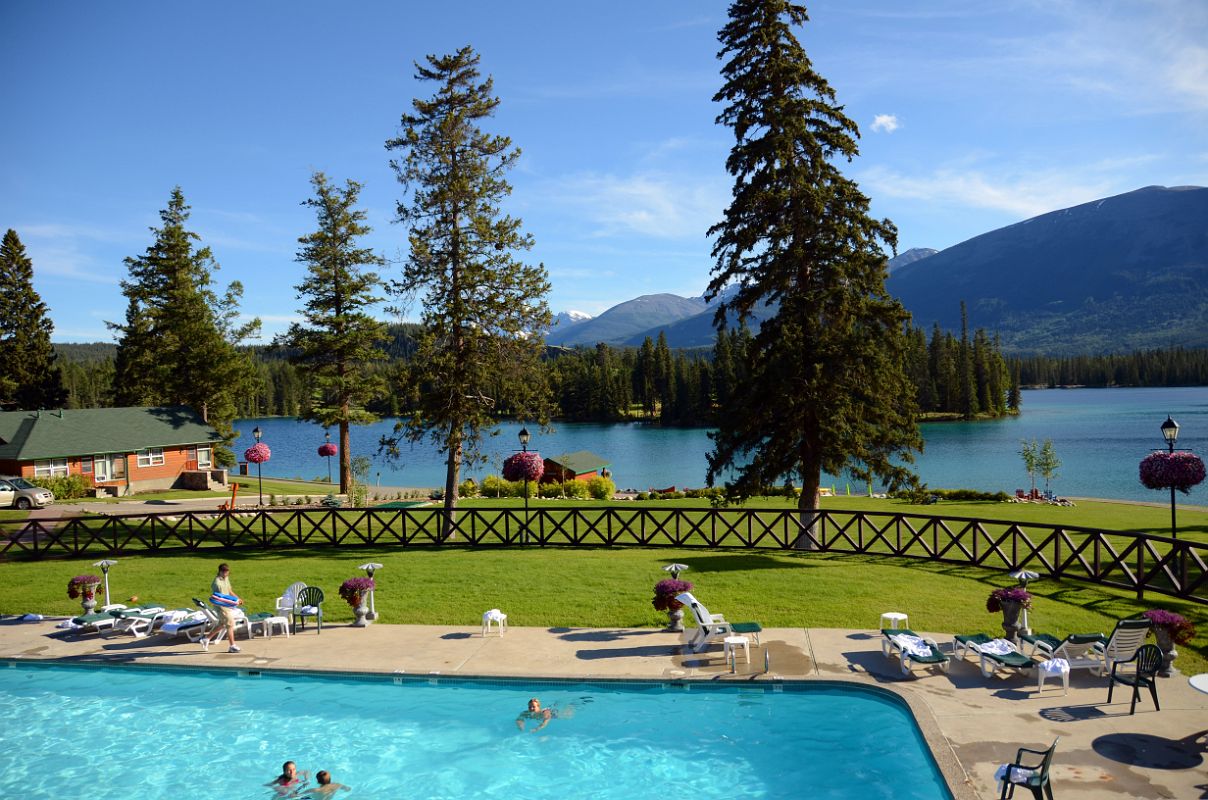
[0, 476, 55, 510]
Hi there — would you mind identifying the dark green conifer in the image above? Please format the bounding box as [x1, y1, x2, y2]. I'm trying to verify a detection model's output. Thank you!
[383, 46, 551, 516]
[280, 172, 388, 494]
[705, 0, 921, 512]
[0, 229, 67, 410]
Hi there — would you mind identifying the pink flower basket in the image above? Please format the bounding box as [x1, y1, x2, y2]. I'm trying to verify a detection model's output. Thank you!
[318, 442, 338, 457]
[244, 442, 272, 464]
[503, 451, 544, 483]
[1139, 451, 1206, 494]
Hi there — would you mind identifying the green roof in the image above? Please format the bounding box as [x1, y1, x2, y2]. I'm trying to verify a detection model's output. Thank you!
[0, 406, 223, 461]
[545, 450, 610, 475]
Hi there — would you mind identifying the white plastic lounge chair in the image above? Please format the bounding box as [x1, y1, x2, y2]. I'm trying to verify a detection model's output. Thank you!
[110, 605, 171, 638]
[193, 597, 250, 640]
[1092, 618, 1151, 676]
[159, 609, 210, 640]
[676, 592, 733, 653]
[882, 629, 950, 675]
[67, 603, 129, 633]
[276, 581, 307, 618]
[1033, 633, 1105, 674]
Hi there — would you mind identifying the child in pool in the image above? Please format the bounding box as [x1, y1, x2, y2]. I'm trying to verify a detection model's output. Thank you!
[267, 760, 309, 796]
[515, 697, 575, 732]
[305, 770, 350, 796]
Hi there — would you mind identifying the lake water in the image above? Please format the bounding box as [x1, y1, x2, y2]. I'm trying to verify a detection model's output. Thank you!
[235, 386, 1208, 503]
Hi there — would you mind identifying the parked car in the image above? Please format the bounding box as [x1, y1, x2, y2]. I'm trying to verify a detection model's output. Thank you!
[0, 476, 55, 510]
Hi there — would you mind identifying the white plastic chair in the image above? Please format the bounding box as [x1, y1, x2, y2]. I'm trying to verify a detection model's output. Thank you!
[676, 592, 735, 653]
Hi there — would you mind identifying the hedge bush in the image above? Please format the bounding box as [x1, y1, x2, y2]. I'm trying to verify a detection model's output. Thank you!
[28, 474, 92, 500]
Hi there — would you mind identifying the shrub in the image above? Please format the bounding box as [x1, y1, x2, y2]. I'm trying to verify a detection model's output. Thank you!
[586, 475, 616, 500]
[563, 480, 591, 500]
[268, 494, 278, 506]
[29, 474, 91, 500]
[635, 492, 650, 501]
[459, 478, 478, 498]
[538, 482, 564, 499]
[481, 474, 506, 498]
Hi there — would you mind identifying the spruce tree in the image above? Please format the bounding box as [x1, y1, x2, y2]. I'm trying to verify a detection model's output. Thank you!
[110, 188, 259, 463]
[280, 172, 388, 494]
[705, 1, 921, 514]
[384, 46, 551, 518]
[0, 229, 67, 410]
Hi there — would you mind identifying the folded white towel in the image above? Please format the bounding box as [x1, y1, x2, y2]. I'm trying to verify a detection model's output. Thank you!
[160, 610, 190, 624]
[1041, 658, 1070, 674]
[891, 634, 933, 659]
[56, 620, 78, 629]
[483, 609, 506, 621]
[994, 764, 1035, 784]
[981, 639, 1016, 656]
[299, 605, 319, 615]
[21, 613, 44, 622]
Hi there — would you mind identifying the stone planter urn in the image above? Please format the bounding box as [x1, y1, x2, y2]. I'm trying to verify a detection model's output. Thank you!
[81, 597, 98, 615]
[999, 600, 1024, 640]
[1153, 627, 1178, 676]
[352, 599, 371, 627]
[666, 607, 685, 633]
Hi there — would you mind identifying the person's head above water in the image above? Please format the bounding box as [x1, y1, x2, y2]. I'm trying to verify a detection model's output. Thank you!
[317, 771, 332, 786]
[528, 697, 541, 711]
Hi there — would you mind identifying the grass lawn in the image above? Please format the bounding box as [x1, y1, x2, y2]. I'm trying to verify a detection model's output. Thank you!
[2, 544, 1204, 674]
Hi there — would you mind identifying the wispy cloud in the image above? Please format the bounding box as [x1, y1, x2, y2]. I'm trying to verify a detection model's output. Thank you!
[859, 164, 1116, 219]
[544, 171, 728, 240]
[870, 114, 900, 133]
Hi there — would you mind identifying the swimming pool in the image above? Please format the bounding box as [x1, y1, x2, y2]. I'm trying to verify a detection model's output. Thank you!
[0, 662, 953, 799]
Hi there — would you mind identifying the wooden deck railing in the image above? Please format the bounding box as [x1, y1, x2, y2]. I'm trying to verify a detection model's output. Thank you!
[3, 506, 1204, 603]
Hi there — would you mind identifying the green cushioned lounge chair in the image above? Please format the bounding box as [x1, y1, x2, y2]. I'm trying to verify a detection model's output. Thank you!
[954, 633, 1036, 678]
[882, 628, 949, 676]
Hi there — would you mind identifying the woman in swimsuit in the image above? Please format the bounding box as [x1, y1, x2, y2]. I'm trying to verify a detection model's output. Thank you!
[516, 697, 575, 732]
[267, 760, 309, 796]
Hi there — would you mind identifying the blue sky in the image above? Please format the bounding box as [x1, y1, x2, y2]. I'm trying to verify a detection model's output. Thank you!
[3, 1, 1206, 342]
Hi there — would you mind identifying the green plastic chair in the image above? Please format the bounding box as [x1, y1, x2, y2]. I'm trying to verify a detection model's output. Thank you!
[998, 737, 1058, 800]
[1107, 643, 1162, 714]
[293, 586, 324, 634]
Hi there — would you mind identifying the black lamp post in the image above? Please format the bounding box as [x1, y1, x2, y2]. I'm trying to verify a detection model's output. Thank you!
[253, 425, 264, 506]
[518, 426, 531, 544]
[324, 430, 332, 484]
[1161, 415, 1179, 538]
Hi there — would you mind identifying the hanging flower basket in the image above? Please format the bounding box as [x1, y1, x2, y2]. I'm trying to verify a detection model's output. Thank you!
[244, 442, 272, 464]
[67, 574, 103, 600]
[318, 442, 338, 458]
[1139, 451, 1205, 494]
[503, 451, 544, 483]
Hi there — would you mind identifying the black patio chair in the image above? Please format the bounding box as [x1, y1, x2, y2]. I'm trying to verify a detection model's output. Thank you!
[998, 737, 1058, 800]
[292, 586, 324, 634]
[1106, 643, 1161, 714]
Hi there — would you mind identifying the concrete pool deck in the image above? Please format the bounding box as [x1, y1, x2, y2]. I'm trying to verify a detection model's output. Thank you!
[1, 618, 1204, 799]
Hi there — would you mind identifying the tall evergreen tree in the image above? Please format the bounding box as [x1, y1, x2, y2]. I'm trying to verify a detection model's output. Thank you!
[110, 188, 259, 463]
[958, 301, 977, 419]
[705, 1, 921, 515]
[0, 229, 67, 409]
[383, 46, 551, 518]
[280, 172, 388, 493]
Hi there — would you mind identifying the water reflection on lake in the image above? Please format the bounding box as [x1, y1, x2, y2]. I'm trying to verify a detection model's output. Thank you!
[235, 386, 1207, 502]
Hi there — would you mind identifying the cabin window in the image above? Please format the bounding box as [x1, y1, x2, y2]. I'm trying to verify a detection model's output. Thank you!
[136, 448, 165, 468]
[33, 458, 69, 477]
[81, 456, 93, 474]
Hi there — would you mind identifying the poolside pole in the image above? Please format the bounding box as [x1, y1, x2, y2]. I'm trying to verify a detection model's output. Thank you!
[1161, 416, 1179, 539]
[253, 426, 264, 506]
[93, 559, 118, 606]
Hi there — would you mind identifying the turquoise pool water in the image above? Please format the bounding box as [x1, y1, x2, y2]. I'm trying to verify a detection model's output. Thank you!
[0, 663, 952, 799]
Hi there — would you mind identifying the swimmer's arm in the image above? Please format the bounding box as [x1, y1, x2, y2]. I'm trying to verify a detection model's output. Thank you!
[533, 712, 551, 731]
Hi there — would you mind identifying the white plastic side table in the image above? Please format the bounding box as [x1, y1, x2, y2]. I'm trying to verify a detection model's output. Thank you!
[880, 612, 909, 630]
[723, 635, 751, 664]
[1189, 673, 1208, 694]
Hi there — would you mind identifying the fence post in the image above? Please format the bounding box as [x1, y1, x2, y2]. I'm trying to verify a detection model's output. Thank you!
[1136, 543, 1144, 601]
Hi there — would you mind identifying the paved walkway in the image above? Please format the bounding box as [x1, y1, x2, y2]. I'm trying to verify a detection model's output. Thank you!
[0, 618, 1203, 799]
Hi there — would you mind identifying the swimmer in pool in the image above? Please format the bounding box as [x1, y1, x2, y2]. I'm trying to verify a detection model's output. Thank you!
[305, 770, 350, 796]
[266, 760, 309, 796]
[515, 697, 574, 732]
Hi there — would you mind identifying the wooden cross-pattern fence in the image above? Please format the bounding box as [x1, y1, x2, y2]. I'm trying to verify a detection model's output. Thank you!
[2, 506, 1204, 603]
